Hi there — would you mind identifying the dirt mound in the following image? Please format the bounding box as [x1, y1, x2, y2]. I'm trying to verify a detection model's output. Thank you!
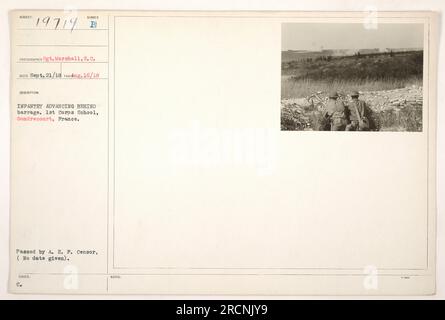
[361, 86, 422, 111]
[280, 99, 312, 131]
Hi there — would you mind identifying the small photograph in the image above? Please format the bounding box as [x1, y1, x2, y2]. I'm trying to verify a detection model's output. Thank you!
[281, 23, 424, 131]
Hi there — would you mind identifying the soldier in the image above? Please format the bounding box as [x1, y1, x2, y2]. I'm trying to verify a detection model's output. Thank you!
[345, 91, 370, 131]
[323, 91, 348, 131]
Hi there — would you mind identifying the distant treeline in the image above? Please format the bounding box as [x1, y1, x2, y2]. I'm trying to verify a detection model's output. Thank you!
[282, 51, 423, 81]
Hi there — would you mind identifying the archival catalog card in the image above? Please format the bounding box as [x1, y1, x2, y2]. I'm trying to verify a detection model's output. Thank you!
[9, 10, 438, 295]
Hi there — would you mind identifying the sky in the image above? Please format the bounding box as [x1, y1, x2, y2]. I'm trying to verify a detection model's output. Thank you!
[282, 23, 424, 51]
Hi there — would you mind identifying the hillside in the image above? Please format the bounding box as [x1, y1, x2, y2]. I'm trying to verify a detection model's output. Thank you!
[282, 51, 423, 81]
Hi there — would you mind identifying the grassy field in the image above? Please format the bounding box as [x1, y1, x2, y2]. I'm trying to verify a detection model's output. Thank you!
[281, 77, 422, 99]
[282, 51, 423, 98]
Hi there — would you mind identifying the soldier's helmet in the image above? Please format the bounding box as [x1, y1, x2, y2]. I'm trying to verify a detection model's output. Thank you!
[350, 90, 360, 98]
[329, 91, 339, 99]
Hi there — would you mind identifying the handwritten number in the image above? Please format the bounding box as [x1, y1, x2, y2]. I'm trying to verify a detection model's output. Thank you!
[54, 17, 60, 30]
[35, 16, 78, 31]
[42, 16, 50, 27]
[70, 17, 78, 32]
